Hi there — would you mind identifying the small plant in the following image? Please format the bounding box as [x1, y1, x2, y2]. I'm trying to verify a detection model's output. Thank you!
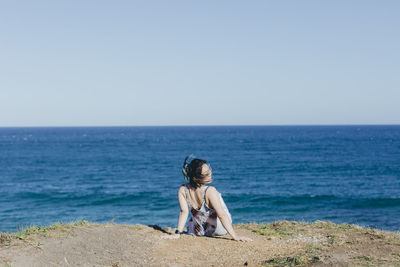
[0, 233, 13, 246]
[337, 223, 356, 230]
[264, 244, 321, 266]
[253, 221, 296, 237]
[15, 225, 48, 239]
[313, 220, 337, 229]
[254, 225, 279, 237]
[264, 253, 320, 266]
[9, 220, 91, 244]
[312, 220, 359, 230]
[352, 255, 378, 266]
[358, 255, 373, 261]
[73, 220, 89, 226]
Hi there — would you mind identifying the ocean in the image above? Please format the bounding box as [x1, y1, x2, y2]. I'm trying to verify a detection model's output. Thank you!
[0, 126, 399, 232]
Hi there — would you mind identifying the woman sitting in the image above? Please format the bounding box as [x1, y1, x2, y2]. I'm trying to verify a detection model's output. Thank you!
[164, 156, 252, 242]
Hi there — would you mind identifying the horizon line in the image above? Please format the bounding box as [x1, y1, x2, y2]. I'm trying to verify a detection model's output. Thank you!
[1, 123, 399, 128]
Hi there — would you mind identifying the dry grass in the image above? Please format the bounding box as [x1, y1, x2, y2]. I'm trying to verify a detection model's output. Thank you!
[238, 220, 400, 266]
[16, 220, 90, 239]
[0, 220, 92, 248]
[1, 220, 150, 249]
[263, 244, 321, 266]
[236, 220, 400, 266]
[0, 233, 13, 246]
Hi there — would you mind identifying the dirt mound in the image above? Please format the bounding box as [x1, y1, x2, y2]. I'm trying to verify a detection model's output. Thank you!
[1, 220, 399, 266]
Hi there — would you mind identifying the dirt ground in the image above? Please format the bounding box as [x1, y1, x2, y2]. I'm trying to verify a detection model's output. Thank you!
[1, 220, 399, 266]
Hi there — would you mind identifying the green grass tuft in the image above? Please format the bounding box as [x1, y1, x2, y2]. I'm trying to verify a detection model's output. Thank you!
[0, 220, 91, 247]
[13, 220, 89, 239]
[252, 221, 298, 238]
[0, 233, 13, 246]
[264, 245, 321, 266]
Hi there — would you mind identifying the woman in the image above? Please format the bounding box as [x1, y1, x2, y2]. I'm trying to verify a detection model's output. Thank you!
[163, 156, 252, 242]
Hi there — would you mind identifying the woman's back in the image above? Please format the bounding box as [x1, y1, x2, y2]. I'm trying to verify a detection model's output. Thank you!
[184, 183, 212, 209]
[183, 183, 231, 236]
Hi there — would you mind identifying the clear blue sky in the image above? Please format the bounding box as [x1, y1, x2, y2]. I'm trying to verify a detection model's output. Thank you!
[1, 1, 399, 126]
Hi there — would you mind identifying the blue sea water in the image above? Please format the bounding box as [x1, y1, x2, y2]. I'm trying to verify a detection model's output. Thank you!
[0, 126, 399, 232]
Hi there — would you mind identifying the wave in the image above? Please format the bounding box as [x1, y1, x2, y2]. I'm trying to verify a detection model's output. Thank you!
[249, 194, 337, 203]
[349, 197, 400, 208]
[227, 194, 400, 209]
[11, 191, 162, 207]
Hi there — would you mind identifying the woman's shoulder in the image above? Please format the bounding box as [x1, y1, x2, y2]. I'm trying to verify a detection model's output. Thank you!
[178, 183, 187, 192]
[206, 186, 219, 194]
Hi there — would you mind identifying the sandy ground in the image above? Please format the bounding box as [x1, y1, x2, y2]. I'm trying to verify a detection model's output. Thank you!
[1, 221, 400, 266]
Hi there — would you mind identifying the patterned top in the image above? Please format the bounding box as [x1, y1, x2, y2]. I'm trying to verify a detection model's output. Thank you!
[183, 183, 231, 236]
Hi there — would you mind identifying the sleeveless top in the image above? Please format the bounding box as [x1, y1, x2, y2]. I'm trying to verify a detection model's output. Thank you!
[183, 183, 231, 236]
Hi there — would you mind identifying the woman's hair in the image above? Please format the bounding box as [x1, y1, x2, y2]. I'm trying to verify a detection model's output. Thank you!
[182, 156, 210, 188]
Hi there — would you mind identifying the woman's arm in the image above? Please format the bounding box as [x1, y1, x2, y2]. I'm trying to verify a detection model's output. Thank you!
[161, 186, 188, 240]
[207, 187, 252, 242]
[176, 185, 189, 232]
